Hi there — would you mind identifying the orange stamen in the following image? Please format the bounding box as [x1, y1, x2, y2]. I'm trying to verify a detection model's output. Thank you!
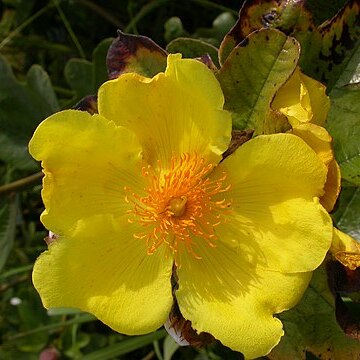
[125, 153, 231, 260]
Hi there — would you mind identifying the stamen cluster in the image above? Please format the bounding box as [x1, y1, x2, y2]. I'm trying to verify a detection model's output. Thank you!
[125, 153, 231, 258]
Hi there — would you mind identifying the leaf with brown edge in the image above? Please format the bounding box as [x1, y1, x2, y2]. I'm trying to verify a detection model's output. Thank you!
[216, 29, 296, 134]
[300, 0, 360, 91]
[106, 30, 167, 79]
[218, 0, 313, 65]
[219, 0, 359, 92]
[268, 263, 360, 360]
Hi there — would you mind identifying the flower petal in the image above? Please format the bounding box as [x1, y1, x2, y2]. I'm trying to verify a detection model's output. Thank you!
[214, 133, 333, 272]
[176, 240, 312, 359]
[29, 110, 145, 235]
[291, 123, 333, 166]
[33, 215, 173, 334]
[272, 67, 312, 125]
[330, 227, 360, 270]
[98, 54, 231, 167]
[300, 71, 329, 126]
[272, 67, 329, 127]
[291, 124, 341, 212]
[321, 159, 341, 212]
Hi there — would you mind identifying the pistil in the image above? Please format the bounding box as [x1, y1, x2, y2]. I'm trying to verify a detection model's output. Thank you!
[169, 196, 187, 217]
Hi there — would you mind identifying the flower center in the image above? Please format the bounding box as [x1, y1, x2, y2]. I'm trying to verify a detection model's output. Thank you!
[125, 153, 231, 260]
[169, 196, 188, 217]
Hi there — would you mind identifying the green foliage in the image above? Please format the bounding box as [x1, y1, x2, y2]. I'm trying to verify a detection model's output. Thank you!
[164, 17, 189, 43]
[163, 335, 180, 360]
[65, 38, 114, 105]
[166, 38, 219, 66]
[217, 0, 360, 92]
[300, 0, 360, 91]
[270, 264, 360, 360]
[217, 29, 297, 134]
[333, 186, 360, 241]
[327, 86, 360, 186]
[218, 0, 314, 66]
[305, 0, 348, 25]
[0, 0, 359, 359]
[165, 12, 236, 47]
[0, 55, 58, 170]
[0, 195, 18, 271]
[81, 330, 166, 360]
[107, 31, 167, 79]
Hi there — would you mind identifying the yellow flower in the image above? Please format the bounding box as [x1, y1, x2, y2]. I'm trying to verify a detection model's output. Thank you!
[29, 54, 333, 359]
[330, 227, 360, 270]
[272, 67, 330, 127]
[272, 67, 359, 270]
[291, 123, 341, 212]
[272, 67, 340, 212]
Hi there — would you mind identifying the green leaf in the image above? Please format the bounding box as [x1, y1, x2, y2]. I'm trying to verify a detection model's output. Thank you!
[0, 264, 32, 281]
[218, 0, 313, 65]
[326, 87, 360, 185]
[300, 0, 360, 91]
[47, 307, 85, 316]
[81, 330, 166, 360]
[165, 12, 236, 49]
[65, 59, 93, 100]
[332, 186, 360, 241]
[338, 42, 360, 86]
[64, 38, 113, 104]
[217, 29, 298, 134]
[107, 31, 167, 79]
[305, 0, 348, 25]
[0, 195, 18, 272]
[15, 290, 50, 352]
[204, 12, 237, 41]
[164, 17, 188, 43]
[218, 0, 359, 92]
[269, 264, 360, 360]
[0, 55, 59, 170]
[194, 12, 237, 47]
[166, 38, 219, 66]
[26, 65, 59, 113]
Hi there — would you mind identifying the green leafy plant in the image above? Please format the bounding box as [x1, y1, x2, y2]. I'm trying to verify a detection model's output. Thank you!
[0, 1, 359, 359]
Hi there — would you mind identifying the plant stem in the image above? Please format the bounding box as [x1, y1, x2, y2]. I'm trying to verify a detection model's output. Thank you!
[125, 0, 169, 33]
[0, 172, 43, 195]
[0, 264, 33, 281]
[6, 314, 96, 340]
[77, 0, 124, 28]
[53, 0, 86, 59]
[0, 3, 55, 50]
